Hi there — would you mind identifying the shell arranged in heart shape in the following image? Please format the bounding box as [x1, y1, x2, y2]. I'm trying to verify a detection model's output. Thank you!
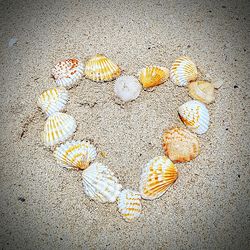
[138, 66, 169, 88]
[54, 140, 97, 170]
[117, 189, 142, 222]
[82, 162, 122, 203]
[178, 100, 210, 134]
[163, 127, 200, 163]
[37, 87, 68, 117]
[52, 58, 84, 87]
[139, 156, 178, 200]
[170, 56, 198, 86]
[42, 112, 77, 147]
[188, 81, 215, 104]
[84, 54, 121, 82]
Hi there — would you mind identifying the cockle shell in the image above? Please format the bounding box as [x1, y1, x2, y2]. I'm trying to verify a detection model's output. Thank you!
[114, 75, 142, 102]
[54, 140, 97, 170]
[82, 162, 122, 203]
[170, 56, 198, 86]
[42, 112, 77, 147]
[138, 66, 169, 88]
[37, 87, 68, 116]
[163, 127, 200, 163]
[117, 189, 142, 222]
[52, 59, 84, 87]
[188, 81, 215, 104]
[178, 100, 209, 134]
[139, 156, 178, 200]
[85, 54, 121, 82]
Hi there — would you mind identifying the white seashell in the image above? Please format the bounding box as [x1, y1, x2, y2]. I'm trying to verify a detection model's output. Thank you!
[114, 75, 142, 102]
[54, 140, 97, 170]
[117, 189, 142, 222]
[37, 87, 69, 117]
[82, 162, 122, 203]
[42, 112, 77, 147]
[178, 100, 210, 134]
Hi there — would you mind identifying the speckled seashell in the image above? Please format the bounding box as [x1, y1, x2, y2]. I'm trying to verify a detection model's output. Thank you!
[139, 156, 178, 200]
[114, 75, 142, 102]
[188, 81, 215, 104]
[138, 66, 169, 88]
[82, 162, 122, 203]
[178, 100, 209, 134]
[37, 87, 68, 116]
[85, 54, 121, 82]
[170, 56, 198, 86]
[54, 140, 97, 170]
[117, 189, 142, 222]
[42, 112, 77, 147]
[163, 127, 200, 163]
[52, 59, 84, 87]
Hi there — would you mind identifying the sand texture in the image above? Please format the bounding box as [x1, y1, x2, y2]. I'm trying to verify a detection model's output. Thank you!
[0, 0, 249, 249]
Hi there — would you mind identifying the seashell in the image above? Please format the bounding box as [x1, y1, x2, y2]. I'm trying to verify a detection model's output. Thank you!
[178, 100, 209, 134]
[117, 189, 142, 222]
[114, 75, 142, 102]
[170, 56, 198, 86]
[42, 112, 77, 147]
[139, 156, 178, 200]
[84, 54, 121, 82]
[188, 81, 215, 104]
[37, 87, 69, 116]
[52, 59, 84, 87]
[82, 162, 122, 203]
[54, 140, 97, 170]
[138, 66, 169, 88]
[163, 127, 200, 163]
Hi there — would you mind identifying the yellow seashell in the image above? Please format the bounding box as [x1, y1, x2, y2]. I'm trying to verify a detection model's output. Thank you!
[188, 81, 215, 104]
[84, 54, 121, 82]
[138, 66, 169, 88]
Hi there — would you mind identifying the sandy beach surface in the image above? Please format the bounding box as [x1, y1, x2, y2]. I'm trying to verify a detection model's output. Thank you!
[0, 0, 249, 249]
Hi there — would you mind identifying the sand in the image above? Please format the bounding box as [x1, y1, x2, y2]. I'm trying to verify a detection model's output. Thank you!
[0, 0, 249, 249]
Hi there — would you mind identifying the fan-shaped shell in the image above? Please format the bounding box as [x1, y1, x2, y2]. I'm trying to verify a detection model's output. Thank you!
[52, 58, 84, 87]
[139, 66, 169, 88]
[37, 87, 68, 116]
[139, 156, 178, 200]
[54, 140, 97, 170]
[178, 100, 209, 134]
[170, 56, 198, 86]
[117, 189, 142, 222]
[82, 162, 122, 203]
[42, 112, 77, 147]
[163, 127, 200, 163]
[188, 81, 215, 104]
[84, 54, 121, 82]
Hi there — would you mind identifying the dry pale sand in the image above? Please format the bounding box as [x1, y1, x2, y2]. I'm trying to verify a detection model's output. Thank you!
[0, 0, 249, 249]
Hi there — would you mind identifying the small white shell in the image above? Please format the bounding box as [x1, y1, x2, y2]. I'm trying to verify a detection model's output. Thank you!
[82, 162, 122, 203]
[117, 189, 142, 222]
[114, 75, 142, 102]
[37, 87, 68, 117]
[178, 100, 210, 134]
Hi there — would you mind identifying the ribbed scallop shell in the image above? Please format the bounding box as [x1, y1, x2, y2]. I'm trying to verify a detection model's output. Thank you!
[84, 54, 121, 82]
[178, 100, 210, 134]
[139, 66, 169, 88]
[37, 87, 68, 116]
[188, 81, 215, 104]
[139, 156, 178, 200]
[163, 127, 200, 163]
[82, 162, 122, 203]
[52, 59, 84, 87]
[170, 56, 198, 86]
[54, 140, 97, 170]
[117, 189, 142, 222]
[42, 112, 77, 147]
